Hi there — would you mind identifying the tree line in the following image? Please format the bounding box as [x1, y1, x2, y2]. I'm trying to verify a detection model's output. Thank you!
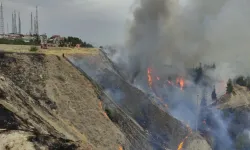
[226, 76, 250, 94]
[0, 38, 33, 45]
[58, 36, 94, 48]
[0, 35, 94, 48]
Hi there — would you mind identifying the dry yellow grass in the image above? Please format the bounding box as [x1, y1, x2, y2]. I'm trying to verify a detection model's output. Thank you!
[0, 44, 99, 55]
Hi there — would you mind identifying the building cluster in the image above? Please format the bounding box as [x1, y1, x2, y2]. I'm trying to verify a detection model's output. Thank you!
[0, 3, 65, 47]
[0, 3, 83, 48]
[0, 3, 41, 42]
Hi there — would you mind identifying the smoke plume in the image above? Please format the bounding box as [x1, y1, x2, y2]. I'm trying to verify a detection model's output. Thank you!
[111, 0, 250, 149]
[126, 0, 250, 81]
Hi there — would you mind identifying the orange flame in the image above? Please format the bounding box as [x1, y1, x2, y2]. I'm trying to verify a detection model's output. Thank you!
[177, 136, 189, 150]
[102, 111, 108, 118]
[99, 101, 109, 119]
[118, 145, 123, 150]
[177, 124, 192, 150]
[147, 68, 153, 88]
[177, 141, 185, 150]
[99, 101, 103, 109]
[176, 77, 185, 90]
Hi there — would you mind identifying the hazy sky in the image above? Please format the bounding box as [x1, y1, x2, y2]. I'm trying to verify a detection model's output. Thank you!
[2, 0, 134, 45]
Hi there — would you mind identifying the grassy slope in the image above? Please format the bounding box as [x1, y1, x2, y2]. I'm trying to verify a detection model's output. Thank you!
[0, 48, 125, 150]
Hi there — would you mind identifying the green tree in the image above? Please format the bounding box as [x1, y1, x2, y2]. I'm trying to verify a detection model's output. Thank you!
[211, 86, 217, 101]
[53, 36, 94, 48]
[29, 46, 38, 52]
[226, 79, 233, 94]
[33, 34, 41, 45]
[236, 132, 250, 150]
[236, 76, 247, 86]
[66, 36, 84, 47]
[194, 63, 203, 83]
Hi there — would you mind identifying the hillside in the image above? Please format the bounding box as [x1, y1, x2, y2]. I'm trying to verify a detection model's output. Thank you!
[217, 85, 250, 109]
[214, 85, 250, 150]
[0, 48, 212, 150]
[0, 52, 125, 150]
[69, 51, 212, 150]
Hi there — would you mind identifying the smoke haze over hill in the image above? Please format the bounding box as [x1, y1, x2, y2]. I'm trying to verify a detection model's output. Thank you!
[124, 0, 250, 81]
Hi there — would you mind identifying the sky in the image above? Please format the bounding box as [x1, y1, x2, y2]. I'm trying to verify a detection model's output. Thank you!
[2, 0, 134, 46]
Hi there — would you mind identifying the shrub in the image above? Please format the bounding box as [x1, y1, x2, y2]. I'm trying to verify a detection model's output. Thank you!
[105, 108, 112, 118]
[236, 76, 247, 86]
[105, 108, 119, 123]
[226, 79, 234, 94]
[193, 63, 203, 83]
[29, 46, 38, 52]
[236, 132, 250, 150]
[0, 50, 4, 58]
[211, 87, 217, 101]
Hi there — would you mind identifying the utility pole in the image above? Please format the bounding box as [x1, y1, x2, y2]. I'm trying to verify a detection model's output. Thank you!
[11, 12, 13, 33]
[6, 23, 8, 34]
[0, 2, 4, 35]
[36, 6, 38, 35]
[196, 94, 199, 132]
[30, 12, 33, 35]
[33, 16, 36, 35]
[18, 12, 21, 34]
[34, 6, 39, 35]
[13, 10, 17, 34]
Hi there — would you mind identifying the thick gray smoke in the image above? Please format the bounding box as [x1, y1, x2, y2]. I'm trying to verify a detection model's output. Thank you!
[100, 0, 250, 149]
[112, 0, 250, 149]
[125, 0, 250, 81]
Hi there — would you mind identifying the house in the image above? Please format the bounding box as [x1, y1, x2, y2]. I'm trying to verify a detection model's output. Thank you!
[22, 35, 34, 43]
[7, 33, 22, 40]
[48, 35, 64, 47]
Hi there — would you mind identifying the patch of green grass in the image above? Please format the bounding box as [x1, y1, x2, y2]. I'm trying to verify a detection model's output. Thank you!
[29, 46, 38, 52]
[105, 108, 119, 123]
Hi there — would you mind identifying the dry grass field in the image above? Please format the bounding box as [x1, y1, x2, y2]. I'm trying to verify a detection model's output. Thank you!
[0, 44, 99, 55]
[0, 53, 125, 150]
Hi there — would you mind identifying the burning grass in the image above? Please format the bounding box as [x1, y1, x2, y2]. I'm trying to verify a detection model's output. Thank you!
[98, 101, 109, 119]
[147, 67, 153, 88]
[177, 124, 193, 150]
[176, 77, 185, 91]
[118, 145, 123, 150]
